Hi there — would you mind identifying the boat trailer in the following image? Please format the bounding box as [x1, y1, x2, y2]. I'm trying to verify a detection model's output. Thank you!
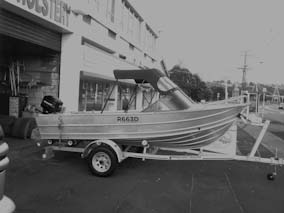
[36, 119, 284, 180]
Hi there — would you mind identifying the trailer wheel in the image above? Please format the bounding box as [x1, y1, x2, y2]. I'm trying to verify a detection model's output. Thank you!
[87, 146, 118, 177]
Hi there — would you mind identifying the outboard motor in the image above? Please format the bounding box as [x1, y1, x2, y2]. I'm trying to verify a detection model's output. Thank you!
[41, 96, 63, 114]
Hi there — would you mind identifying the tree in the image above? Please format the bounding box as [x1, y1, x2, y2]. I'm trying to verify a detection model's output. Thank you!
[210, 85, 225, 101]
[168, 65, 212, 102]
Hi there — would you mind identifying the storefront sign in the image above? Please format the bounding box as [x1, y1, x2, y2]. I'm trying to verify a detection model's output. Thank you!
[16, 0, 71, 27]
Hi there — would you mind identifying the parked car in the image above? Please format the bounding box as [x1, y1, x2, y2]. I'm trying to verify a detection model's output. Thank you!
[279, 103, 284, 109]
[0, 125, 15, 213]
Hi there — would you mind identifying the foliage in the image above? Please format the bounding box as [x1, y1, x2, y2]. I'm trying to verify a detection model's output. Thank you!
[168, 65, 284, 102]
[168, 65, 212, 102]
[209, 85, 225, 100]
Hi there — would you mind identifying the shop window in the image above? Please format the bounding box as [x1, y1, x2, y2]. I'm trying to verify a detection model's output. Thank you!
[78, 79, 114, 111]
[117, 84, 137, 111]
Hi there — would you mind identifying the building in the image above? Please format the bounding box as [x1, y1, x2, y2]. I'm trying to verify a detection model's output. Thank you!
[0, 0, 160, 115]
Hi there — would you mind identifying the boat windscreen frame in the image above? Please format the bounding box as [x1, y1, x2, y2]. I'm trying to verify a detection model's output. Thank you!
[142, 87, 155, 106]
[100, 80, 138, 113]
[101, 81, 117, 113]
[119, 83, 138, 112]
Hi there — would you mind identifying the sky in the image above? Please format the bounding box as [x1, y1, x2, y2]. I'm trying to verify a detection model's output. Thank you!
[129, 0, 284, 84]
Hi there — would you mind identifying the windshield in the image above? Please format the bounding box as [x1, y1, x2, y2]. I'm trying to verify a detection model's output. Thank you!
[143, 87, 195, 112]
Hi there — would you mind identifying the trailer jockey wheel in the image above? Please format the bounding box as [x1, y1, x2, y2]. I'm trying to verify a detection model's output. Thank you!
[267, 172, 276, 181]
[267, 164, 278, 181]
[87, 146, 118, 177]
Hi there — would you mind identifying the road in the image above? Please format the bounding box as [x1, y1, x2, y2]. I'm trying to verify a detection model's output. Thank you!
[263, 105, 284, 140]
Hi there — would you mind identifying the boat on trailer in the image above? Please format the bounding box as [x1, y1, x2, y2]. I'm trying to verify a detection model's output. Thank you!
[35, 69, 284, 178]
[36, 69, 246, 149]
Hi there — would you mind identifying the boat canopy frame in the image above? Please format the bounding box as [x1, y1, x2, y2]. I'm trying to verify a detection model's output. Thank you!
[99, 78, 140, 114]
[100, 69, 167, 113]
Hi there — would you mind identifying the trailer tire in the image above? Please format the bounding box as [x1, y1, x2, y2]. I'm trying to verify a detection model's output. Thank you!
[87, 146, 118, 177]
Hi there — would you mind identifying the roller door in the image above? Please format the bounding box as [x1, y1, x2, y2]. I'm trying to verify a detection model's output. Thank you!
[0, 9, 61, 51]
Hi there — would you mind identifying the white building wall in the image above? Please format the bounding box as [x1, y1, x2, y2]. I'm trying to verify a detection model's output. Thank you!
[60, 0, 160, 111]
[60, 33, 83, 111]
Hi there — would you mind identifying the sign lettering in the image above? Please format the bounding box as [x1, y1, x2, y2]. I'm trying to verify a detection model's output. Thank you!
[16, 0, 71, 27]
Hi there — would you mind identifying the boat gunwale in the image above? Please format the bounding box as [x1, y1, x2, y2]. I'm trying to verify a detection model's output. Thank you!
[37, 107, 237, 127]
[38, 117, 236, 140]
[36, 103, 247, 118]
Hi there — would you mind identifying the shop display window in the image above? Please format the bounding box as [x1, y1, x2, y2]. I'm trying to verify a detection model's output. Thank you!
[78, 79, 113, 111]
[79, 75, 137, 112]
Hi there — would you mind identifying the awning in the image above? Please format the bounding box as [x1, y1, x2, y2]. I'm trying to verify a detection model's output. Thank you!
[80, 71, 135, 85]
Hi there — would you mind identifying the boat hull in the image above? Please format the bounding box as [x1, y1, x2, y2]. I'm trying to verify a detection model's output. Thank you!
[35, 103, 245, 149]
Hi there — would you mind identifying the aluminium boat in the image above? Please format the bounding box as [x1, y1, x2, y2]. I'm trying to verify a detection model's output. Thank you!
[35, 69, 246, 149]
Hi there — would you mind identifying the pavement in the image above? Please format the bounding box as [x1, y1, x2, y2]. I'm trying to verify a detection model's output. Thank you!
[239, 121, 284, 158]
[264, 105, 284, 115]
[3, 108, 284, 213]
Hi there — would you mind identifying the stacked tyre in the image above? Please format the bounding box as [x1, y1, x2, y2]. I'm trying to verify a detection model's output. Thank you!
[11, 117, 36, 139]
[0, 116, 16, 137]
[0, 125, 16, 212]
[0, 115, 37, 140]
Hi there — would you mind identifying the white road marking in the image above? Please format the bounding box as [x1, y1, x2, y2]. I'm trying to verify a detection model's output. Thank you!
[189, 174, 194, 213]
[224, 172, 244, 213]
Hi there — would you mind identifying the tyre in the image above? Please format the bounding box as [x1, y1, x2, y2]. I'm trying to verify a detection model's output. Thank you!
[0, 125, 4, 140]
[26, 118, 37, 139]
[11, 118, 33, 139]
[0, 116, 16, 136]
[87, 146, 118, 177]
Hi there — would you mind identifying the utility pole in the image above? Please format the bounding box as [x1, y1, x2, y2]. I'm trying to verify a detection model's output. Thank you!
[238, 51, 250, 90]
[272, 86, 280, 103]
